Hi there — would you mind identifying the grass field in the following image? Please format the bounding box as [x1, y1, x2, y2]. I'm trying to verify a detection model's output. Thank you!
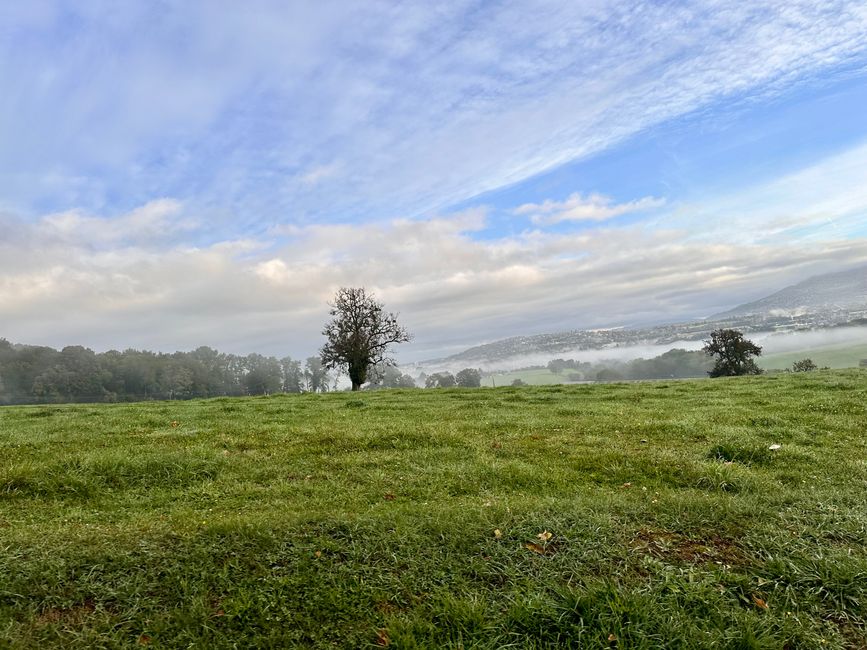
[486, 368, 569, 386]
[760, 343, 867, 371]
[1, 371, 866, 648]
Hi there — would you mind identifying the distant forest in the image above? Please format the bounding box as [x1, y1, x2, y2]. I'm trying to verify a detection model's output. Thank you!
[0, 338, 715, 406]
[0, 339, 340, 405]
[545, 348, 712, 382]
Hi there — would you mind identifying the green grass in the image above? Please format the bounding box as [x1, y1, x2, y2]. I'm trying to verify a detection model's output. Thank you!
[761, 343, 867, 370]
[486, 368, 569, 386]
[1, 371, 866, 648]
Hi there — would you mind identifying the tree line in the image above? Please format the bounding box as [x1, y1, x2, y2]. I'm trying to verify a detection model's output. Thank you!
[0, 339, 336, 405]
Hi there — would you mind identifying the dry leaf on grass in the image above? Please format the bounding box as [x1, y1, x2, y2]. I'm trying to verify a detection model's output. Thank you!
[752, 595, 769, 610]
[375, 628, 390, 646]
[537, 530, 552, 542]
[494, 529, 502, 539]
[525, 542, 547, 554]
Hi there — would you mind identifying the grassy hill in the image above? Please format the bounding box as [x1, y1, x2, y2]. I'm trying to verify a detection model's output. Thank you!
[760, 342, 867, 371]
[1, 371, 866, 648]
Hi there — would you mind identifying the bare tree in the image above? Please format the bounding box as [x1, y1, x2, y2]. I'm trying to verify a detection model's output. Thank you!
[320, 287, 412, 391]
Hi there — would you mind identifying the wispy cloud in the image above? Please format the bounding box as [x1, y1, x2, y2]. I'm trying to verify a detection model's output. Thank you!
[515, 193, 665, 225]
[2, 2, 866, 223]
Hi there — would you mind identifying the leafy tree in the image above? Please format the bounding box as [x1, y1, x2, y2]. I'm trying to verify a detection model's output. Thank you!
[792, 358, 817, 373]
[281, 357, 303, 393]
[703, 329, 763, 377]
[455, 368, 482, 387]
[304, 356, 330, 393]
[425, 372, 456, 388]
[244, 354, 283, 395]
[511, 378, 526, 387]
[320, 287, 411, 391]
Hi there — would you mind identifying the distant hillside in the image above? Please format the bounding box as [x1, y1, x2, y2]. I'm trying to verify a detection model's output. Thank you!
[415, 265, 867, 371]
[712, 265, 867, 319]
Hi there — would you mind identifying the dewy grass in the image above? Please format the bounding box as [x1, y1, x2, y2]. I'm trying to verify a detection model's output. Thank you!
[1, 370, 865, 648]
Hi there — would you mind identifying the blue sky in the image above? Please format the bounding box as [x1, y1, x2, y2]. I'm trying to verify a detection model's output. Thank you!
[1, 1, 867, 361]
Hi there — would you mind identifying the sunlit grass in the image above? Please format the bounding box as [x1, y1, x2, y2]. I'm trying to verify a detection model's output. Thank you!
[1, 370, 866, 648]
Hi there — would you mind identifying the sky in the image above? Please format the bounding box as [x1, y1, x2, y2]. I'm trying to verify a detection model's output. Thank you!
[1, 0, 867, 362]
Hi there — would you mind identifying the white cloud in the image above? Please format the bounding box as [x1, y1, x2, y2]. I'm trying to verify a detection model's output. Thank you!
[2, 147, 867, 362]
[516, 193, 665, 225]
[40, 199, 195, 247]
[661, 139, 867, 244]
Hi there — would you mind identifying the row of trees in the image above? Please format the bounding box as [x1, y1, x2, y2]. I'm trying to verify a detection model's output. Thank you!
[546, 348, 713, 381]
[0, 340, 336, 404]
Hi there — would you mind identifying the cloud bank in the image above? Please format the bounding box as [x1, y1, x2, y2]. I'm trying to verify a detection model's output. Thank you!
[2, 140, 867, 360]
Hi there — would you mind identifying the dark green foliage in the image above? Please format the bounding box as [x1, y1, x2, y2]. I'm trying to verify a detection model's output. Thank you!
[792, 358, 818, 372]
[703, 329, 763, 377]
[455, 368, 482, 387]
[0, 339, 308, 404]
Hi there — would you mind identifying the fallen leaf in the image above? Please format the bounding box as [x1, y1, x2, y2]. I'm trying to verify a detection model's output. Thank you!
[375, 628, 390, 646]
[493, 529, 502, 539]
[491, 441, 502, 449]
[138, 634, 151, 645]
[383, 493, 396, 501]
[525, 542, 547, 554]
[537, 530, 552, 542]
[769, 444, 781, 451]
[608, 633, 618, 642]
[213, 609, 225, 617]
[314, 550, 322, 558]
[621, 482, 632, 488]
[752, 595, 769, 610]
[170, 421, 179, 428]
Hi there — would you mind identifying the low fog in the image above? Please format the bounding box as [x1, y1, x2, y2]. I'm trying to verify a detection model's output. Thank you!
[413, 326, 867, 375]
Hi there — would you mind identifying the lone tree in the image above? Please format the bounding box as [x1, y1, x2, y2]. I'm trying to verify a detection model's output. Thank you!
[455, 368, 482, 388]
[320, 287, 411, 391]
[792, 358, 817, 373]
[703, 329, 763, 377]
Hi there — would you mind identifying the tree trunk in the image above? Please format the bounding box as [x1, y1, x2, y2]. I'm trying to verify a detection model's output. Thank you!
[351, 382, 361, 391]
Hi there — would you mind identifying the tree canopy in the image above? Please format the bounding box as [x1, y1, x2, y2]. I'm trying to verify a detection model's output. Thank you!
[702, 329, 763, 377]
[0, 339, 317, 405]
[455, 368, 482, 387]
[320, 287, 412, 391]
